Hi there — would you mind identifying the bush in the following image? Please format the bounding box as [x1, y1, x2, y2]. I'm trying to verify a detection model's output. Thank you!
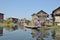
[0, 23, 3, 27]
[7, 23, 16, 27]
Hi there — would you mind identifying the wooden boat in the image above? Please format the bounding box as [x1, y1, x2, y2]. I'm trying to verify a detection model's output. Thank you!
[26, 26, 40, 29]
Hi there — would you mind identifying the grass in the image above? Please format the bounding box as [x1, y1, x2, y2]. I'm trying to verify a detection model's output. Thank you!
[28, 21, 60, 30]
[0, 22, 16, 27]
[0, 23, 3, 27]
[28, 22, 60, 30]
[34, 25, 60, 30]
[47, 25, 60, 30]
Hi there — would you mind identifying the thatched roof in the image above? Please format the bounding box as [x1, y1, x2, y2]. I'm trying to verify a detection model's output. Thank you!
[36, 10, 49, 17]
[52, 7, 60, 13]
[31, 13, 36, 16]
[51, 7, 60, 17]
[37, 10, 48, 14]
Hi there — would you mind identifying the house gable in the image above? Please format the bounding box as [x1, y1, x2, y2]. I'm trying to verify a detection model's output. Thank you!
[52, 7, 60, 16]
[37, 10, 49, 17]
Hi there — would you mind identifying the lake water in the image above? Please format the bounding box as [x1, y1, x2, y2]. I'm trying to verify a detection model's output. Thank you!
[0, 27, 55, 40]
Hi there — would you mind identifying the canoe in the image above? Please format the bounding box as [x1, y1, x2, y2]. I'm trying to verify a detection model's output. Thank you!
[26, 26, 40, 29]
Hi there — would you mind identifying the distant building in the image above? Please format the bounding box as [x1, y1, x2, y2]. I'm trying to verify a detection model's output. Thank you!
[31, 13, 38, 26]
[20, 18, 30, 26]
[0, 13, 4, 22]
[8, 17, 18, 23]
[37, 10, 49, 24]
[32, 13, 38, 20]
[45, 18, 53, 26]
[32, 10, 49, 26]
[51, 7, 60, 25]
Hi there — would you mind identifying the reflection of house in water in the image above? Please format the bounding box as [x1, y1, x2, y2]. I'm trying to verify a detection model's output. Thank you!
[31, 29, 55, 40]
[0, 13, 4, 22]
[0, 13, 4, 36]
[51, 7, 60, 25]
[0, 27, 3, 36]
[55, 30, 60, 40]
[32, 10, 50, 26]
[31, 29, 48, 40]
[31, 29, 38, 38]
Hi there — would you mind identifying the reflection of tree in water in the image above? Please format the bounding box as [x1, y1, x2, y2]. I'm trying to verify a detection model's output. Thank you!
[31, 29, 49, 40]
[54, 30, 60, 40]
[52, 30, 55, 39]
[6, 25, 18, 31]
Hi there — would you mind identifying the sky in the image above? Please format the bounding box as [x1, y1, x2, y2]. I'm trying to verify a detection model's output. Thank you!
[0, 0, 60, 20]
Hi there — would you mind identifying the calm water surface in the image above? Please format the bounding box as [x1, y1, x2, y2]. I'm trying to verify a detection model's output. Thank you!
[0, 27, 54, 40]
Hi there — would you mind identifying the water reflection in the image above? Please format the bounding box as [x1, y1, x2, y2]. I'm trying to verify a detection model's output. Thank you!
[5, 25, 18, 31]
[54, 30, 60, 40]
[52, 30, 55, 39]
[0, 27, 3, 36]
[0, 25, 60, 40]
[31, 29, 55, 40]
[5, 25, 55, 40]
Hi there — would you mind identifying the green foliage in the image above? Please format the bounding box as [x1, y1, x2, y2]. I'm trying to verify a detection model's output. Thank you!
[6, 18, 12, 23]
[48, 25, 60, 30]
[6, 18, 16, 27]
[6, 23, 16, 27]
[52, 26, 60, 30]
[0, 23, 3, 27]
[47, 25, 52, 27]
[28, 21, 36, 26]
